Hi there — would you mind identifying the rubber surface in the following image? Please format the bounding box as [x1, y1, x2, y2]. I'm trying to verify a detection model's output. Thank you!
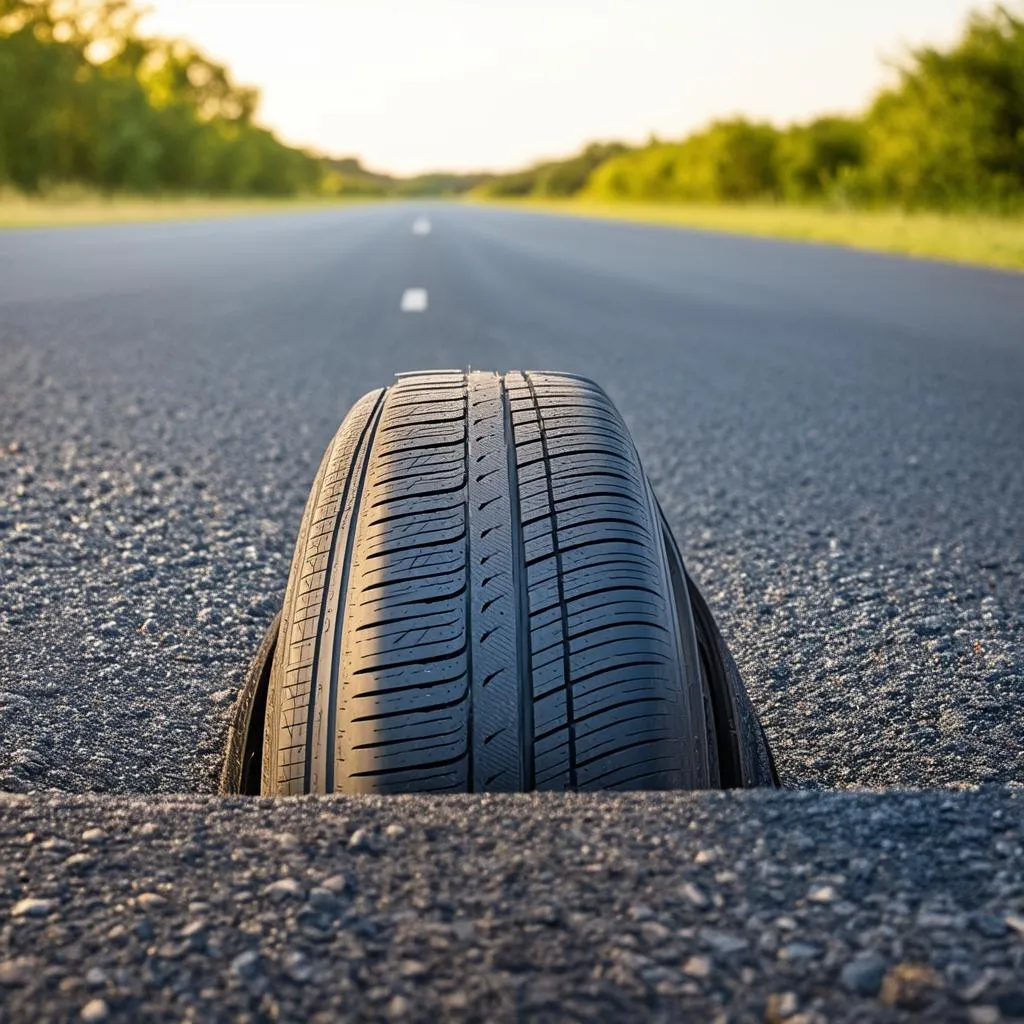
[262, 370, 712, 795]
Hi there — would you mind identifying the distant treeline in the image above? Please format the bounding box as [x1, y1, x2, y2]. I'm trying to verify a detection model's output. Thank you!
[0, 0, 487, 196]
[477, 3, 1024, 212]
[4, 0, 1022, 208]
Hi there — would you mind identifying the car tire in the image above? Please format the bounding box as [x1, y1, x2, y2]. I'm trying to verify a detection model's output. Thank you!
[259, 370, 773, 795]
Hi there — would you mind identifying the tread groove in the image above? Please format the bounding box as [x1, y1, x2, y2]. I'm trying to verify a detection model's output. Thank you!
[525, 371, 578, 790]
[503, 373, 535, 791]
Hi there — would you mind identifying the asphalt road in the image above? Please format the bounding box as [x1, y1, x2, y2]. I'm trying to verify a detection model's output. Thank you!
[1, 204, 1023, 1020]
[1, 203, 1021, 794]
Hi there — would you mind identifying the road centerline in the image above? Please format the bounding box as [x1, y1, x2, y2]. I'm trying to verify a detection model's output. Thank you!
[401, 288, 428, 312]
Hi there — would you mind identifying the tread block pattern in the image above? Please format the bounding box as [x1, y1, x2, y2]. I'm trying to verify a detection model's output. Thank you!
[339, 373, 473, 793]
[506, 372, 689, 791]
[264, 370, 702, 795]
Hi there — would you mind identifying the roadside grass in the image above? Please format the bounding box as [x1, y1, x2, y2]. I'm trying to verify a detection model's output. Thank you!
[472, 198, 1024, 272]
[5, 190, 1023, 272]
[0, 190, 372, 229]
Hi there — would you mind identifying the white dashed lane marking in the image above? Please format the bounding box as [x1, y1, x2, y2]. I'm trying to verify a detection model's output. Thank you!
[401, 288, 428, 312]
[412, 217, 431, 236]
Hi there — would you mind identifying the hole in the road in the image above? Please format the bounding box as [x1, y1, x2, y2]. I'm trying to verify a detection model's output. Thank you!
[220, 612, 278, 795]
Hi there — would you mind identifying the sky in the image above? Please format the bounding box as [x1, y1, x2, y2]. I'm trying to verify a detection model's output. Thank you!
[142, 0, 984, 176]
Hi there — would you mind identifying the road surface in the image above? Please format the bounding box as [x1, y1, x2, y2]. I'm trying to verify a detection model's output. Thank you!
[1, 204, 1022, 1020]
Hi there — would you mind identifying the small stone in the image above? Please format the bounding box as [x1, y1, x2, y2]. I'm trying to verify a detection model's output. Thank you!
[156, 941, 188, 961]
[917, 911, 956, 929]
[230, 950, 261, 980]
[840, 953, 886, 996]
[348, 828, 373, 851]
[11, 897, 55, 918]
[65, 853, 96, 871]
[0, 957, 37, 987]
[84, 967, 107, 988]
[81, 828, 106, 844]
[779, 942, 822, 962]
[135, 892, 166, 911]
[967, 1008, 1000, 1024]
[264, 878, 303, 901]
[1005, 914, 1024, 938]
[399, 959, 428, 979]
[320, 875, 349, 896]
[640, 921, 672, 944]
[387, 995, 411, 1018]
[308, 888, 343, 915]
[700, 930, 747, 955]
[681, 882, 709, 908]
[443, 992, 470, 1011]
[275, 832, 300, 850]
[683, 956, 712, 979]
[137, 822, 159, 837]
[766, 992, 799, 1021]
[807, 885, 838, 903]
[628, 904, 655, 922]
[880, 963, 942, 1010]
[384, 824, 407, 840]
[80, 999, 109, 1022]
[282, 950, 314, 982]
[528, 904, 561, 925]
[694, 849, 717, 865]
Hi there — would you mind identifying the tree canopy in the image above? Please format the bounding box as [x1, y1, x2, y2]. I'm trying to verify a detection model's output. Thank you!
[3, 0, 1022, 209]
[479, 3, 1024, 212]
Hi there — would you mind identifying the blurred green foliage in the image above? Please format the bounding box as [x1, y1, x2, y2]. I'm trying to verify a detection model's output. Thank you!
[480, 3, 1024, 212]
[477, 143, 630, 198]
[4, 0, 1022, 208]
[0, 0, 493, 197]
[0, 0, 332, 194]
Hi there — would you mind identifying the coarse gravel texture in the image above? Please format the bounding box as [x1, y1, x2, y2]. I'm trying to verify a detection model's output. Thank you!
[2, 791, 1024, 1023]
[1, 203, 1021, 795]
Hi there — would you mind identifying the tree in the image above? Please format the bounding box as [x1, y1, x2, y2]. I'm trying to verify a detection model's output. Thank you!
[861, 4, 1024, 208]
[774, 117, 865, 201]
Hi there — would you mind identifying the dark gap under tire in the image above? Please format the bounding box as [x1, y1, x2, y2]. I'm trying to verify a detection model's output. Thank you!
[258, 370, 772, 795]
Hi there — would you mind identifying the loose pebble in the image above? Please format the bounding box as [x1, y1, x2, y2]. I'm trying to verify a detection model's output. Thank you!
[839, 952, 887, 996]
[264, 878, 303, 901]
[880, 963, 942, 1010]
[683, 956, 712, 979]
[11, 897, 54, 918]
[0, 958, 37, 987]
[80, 998, 109, 1022]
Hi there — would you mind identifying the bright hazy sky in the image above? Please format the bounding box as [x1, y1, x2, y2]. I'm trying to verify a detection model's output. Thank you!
[143, 0, 982, 175]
